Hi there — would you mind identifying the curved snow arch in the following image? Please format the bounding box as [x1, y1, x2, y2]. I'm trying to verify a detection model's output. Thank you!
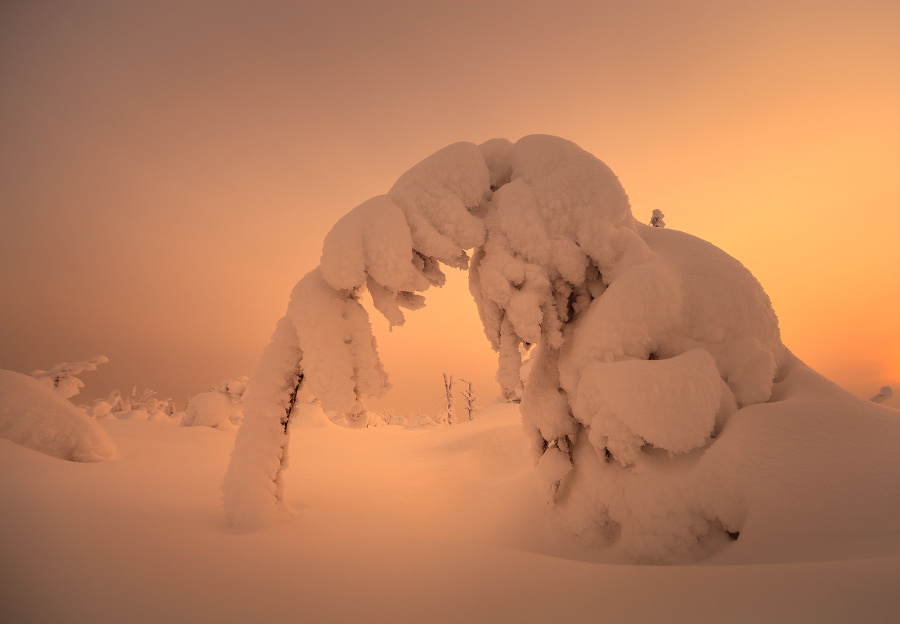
[223, 135, 790, 560]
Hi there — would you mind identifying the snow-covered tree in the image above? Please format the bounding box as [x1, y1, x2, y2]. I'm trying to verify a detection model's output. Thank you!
[30, 355, 108, 399]
[439, 373, 456, 425]
[223, 135, 789, 563]
[459, 378, 477, 421]
[85, 398, 114, 420]
[183, 376, 250, 429]
[650, 208, 666, 227]
[871, 386, 893, 403]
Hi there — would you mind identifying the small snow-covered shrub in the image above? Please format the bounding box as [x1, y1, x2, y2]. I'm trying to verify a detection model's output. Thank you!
[183, 377, 249, 430]
[365, 409, 439, 429]
[870, 386, 893, 404]
[0, 369, 116, 461]
[86, 399, 114, 420]
[105, 387, 174, 421]
[183, 391, 237, 430]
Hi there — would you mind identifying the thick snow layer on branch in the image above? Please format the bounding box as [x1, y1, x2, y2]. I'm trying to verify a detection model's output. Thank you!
[388, 141, 490, 264]
[0, 369, 116, 462]
[287, 268, 389, 414]
[471, 135, 641, 354]
[572, 349, 723, 460]
[320, 195, 429, 294]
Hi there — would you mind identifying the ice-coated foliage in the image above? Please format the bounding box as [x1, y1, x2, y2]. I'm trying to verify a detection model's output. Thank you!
[223, 135, 791, 562]
[0, 369, 116, 461]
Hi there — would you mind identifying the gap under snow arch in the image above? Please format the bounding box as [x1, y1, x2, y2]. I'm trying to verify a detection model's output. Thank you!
[223, 135, 795, 562]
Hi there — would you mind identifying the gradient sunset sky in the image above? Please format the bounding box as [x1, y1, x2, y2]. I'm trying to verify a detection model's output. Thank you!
[1, 1, 898, 412]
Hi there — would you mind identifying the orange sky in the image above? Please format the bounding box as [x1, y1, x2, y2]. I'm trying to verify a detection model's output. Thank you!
[1, 1, 897, 411]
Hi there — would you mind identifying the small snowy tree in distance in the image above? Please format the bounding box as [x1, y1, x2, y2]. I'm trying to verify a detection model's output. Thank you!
[441, 373, 456, 425]
[650, 209, 665, 227]
[870, 386, 893, 403]
[460, 378, 476, 421]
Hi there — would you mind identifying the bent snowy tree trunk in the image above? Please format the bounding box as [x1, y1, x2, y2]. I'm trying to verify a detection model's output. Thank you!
[222, 316, 303, 529]
[222, 142, 492, 529]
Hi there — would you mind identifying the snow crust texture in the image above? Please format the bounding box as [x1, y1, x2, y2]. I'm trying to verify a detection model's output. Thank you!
[225, 135, 810, 563]
[0, 369, 116, 462]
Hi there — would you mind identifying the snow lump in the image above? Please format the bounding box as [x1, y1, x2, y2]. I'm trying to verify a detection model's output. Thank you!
[0, 369, 116, 462]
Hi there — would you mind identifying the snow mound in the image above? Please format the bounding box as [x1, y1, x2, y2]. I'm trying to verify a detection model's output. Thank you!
[0, 369, 116, 462]
[85, 400, 114, 420]
[572, 348, 723, 461]
[182, 391, 237, 430]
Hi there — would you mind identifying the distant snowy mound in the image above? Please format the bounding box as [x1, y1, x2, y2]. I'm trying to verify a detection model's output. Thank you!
[0, 369, 116, 462]
[183, 391, 237, 430]
[223, 135, 900, 564]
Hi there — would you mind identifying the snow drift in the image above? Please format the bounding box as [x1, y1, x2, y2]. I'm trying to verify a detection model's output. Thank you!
[223, 135, 897, 563]
[0, 369, 116, 462]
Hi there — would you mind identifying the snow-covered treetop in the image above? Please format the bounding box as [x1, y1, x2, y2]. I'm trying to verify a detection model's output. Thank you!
[290, 135, 783, 420]
[301, 135, 649, 412]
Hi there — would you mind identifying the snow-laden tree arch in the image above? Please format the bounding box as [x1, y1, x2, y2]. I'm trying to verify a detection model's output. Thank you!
[223, 135, 789, 562]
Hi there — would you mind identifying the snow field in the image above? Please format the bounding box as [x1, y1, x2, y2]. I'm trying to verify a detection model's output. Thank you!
[2, 401, 899, 623]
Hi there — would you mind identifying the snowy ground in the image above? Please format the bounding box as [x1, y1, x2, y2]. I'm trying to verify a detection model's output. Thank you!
[2, 397, 899, 623]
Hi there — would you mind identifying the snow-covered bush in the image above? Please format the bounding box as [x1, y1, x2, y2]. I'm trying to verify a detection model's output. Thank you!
[371, 410, 439, 428]
[182, 392, 235, 429]
[86, 399, 114, 420]
[215, 376, 249, 424]
[223, 135, 790, 562]
[30, 355, 108, 399]
[870, 386, 893, 404]
[0, 369, 116, 461]
[182, 377, 249, 429]
[105, 387, 174, 420]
